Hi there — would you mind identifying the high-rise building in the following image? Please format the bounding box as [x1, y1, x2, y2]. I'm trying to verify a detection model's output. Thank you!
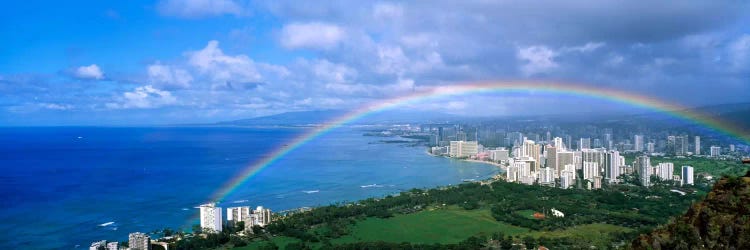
[710, 146, 721, 157]
[250, 206, 272, 227]
[634, 135, 644, 152]
[605, 150, 621, 183]
[730, 144, 736, 152]
[680, 135, 689, 155]
[553, 137, 564, 151]
[227, 206, 251, 229]
[449, 141, 478, 158]
[694, 136, 701, 155]
[681, 166, 694, 185]
[199, 203, 223, 232]
[583, 161, 599, 180]
[539, 167, 554, 184]
[656, 162, 674, 181]
[636, 156, 651, 187]
[90, 240, 106, 250]
[545, 145, 557, 174]
[556, 151, 575, 177]
[646, 142, 655, 153]
[489, 148, 509, 162]
[666, 135, 676, 155]
[506, 163, 519, 182]
[560, 170, 575, 189]
[565, 135, 572, 150]
[581, 149, 605, 173]
[592, 176, 602, 189]
[128, 232, 150, 250]
[579, 138, 591, 150]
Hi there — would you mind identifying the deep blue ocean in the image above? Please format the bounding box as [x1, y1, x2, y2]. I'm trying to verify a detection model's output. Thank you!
[0, 126, 498, 249]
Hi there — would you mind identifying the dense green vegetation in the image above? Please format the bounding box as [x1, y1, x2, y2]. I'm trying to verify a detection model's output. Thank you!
[241, 179, 700, 249]
[633, 171, 750, 249]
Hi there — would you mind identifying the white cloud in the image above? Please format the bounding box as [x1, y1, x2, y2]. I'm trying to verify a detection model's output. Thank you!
[517, 46, 559, 75]
[148, 63, 193, 89]
[157, 0, 244, 18]
[74, 64, 104, 80]
[729, 34, 750, 70]
[372, 2, 404, 19]
[564, 42, 605, 53]
[39, 103, 73, 110]
[280, 22, 345, 50]
[309, 59, 357, 83]
[187, 40, 287, 87]
[107, 85, 176, 109]
[375, 45, 409, 75]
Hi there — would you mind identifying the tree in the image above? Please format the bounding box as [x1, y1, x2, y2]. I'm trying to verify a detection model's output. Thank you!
[252, 225, 263, 235]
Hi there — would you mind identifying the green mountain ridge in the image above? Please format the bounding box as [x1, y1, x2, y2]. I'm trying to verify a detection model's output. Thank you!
[632, 170, 750, 249]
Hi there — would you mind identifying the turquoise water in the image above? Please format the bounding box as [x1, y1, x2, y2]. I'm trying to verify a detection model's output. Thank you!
[0, 126, 498, 249]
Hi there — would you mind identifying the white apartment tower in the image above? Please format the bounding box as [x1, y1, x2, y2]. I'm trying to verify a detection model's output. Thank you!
[656, 162, 674, 181]
[250, 206, 272, 227]
[605, 150, 621, 183]
[694, 136, 701, 155]
[227, 206, 251, 229]
[449, 141, 478, 158]
[579, 138, 591, 150]
[128, 232, 150, 250]
[634, 135, 644, 152]
[200, 203, 223, 232]
[682, 166, 694, 185]
[710, 146, 721, 157]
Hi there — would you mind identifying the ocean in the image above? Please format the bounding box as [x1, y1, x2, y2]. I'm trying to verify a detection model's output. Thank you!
[0, 126, 499, 249]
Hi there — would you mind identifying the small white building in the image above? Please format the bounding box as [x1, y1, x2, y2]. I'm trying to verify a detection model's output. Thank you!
[550, 208, 564, 218]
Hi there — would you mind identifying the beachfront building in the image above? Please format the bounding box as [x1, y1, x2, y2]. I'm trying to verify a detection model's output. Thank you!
[489, 148, 509, 162]
[449, 141, 478, 158]
[227, 206, 251, 229]
[89, 240, 106, 250]
[250, 206, 272, 227]
[128, 232, 150, 250]
[682, 166, 694, 186]
[200, 203, 223, 232]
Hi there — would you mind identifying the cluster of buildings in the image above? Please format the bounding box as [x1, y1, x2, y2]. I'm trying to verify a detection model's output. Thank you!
[88, 232, 149, 250]
[432, 135, 697, 190]
[89, 204, 272, 250]
[199, 203, 272, 233]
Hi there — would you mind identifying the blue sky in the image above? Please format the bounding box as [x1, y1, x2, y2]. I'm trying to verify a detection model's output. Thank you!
[1, 0, 749, 125]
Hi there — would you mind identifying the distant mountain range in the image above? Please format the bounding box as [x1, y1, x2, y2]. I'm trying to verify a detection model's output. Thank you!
[213, 102, 750, 130]
[214, 109, 464, 126]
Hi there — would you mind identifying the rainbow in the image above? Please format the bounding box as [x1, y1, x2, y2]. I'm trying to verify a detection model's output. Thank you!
[208, 81, 749, 202]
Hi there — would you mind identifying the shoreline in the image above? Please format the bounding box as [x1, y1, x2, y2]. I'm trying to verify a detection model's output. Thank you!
[424, 149, 507, 170]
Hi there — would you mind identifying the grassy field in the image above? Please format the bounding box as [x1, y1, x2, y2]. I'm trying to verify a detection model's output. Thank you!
[526, 223, 632, 247]
[332, 206, 530, 245]
[650, 156, 748, 177]
[234, 207, 634, 249]
[514, 209, 539, 219]
[235, 236, 300, 250]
